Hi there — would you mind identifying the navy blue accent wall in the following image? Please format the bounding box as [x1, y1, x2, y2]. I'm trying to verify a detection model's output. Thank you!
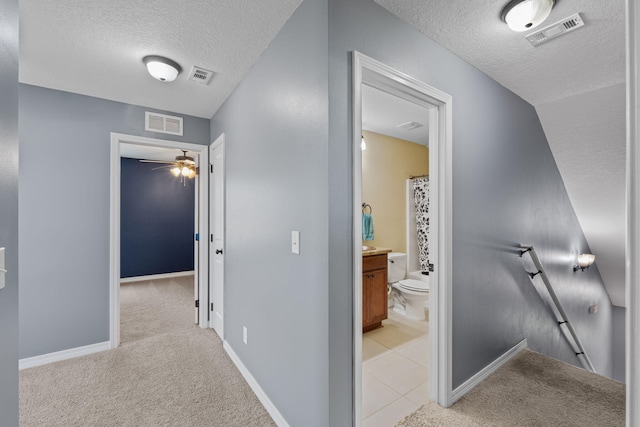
[120, 157, 195, 278]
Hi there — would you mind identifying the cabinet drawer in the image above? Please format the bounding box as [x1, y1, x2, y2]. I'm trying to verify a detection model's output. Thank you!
[363, 253, 387, 272]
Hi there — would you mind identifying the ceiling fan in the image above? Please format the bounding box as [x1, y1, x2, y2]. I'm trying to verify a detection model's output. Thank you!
[139, 150, 198, 181]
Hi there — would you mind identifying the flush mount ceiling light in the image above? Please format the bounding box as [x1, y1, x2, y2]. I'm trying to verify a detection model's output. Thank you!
[361, 135, 367, 151]
[501, 0, 555, 32]
[143, 55, 182, 82]
[573, 253, 595, 272]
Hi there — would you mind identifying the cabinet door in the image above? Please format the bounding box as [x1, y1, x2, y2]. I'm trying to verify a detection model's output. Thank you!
[363, 268, 388, 331]
[368, 269, 388, 325]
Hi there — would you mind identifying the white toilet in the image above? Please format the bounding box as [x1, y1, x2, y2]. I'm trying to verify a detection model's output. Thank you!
[388, 252, 430, 321]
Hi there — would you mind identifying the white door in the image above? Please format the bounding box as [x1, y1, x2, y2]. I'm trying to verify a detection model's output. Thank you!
[194, 163, 200, 324]
[209, 135, 225, 338]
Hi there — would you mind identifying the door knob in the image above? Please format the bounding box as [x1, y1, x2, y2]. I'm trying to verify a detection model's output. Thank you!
[216, 249, 223, 255]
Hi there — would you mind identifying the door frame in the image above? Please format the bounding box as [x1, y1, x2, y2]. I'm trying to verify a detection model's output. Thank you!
[209, 133, 225, 338]
[352, 51, 454, 422]
[109, 132, 209, 348]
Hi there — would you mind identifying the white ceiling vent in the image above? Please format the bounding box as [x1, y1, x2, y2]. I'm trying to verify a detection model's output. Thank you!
[188, 66, 215, 85]
[526, 13, 585, 47]
[397, 121, 424, 131]
[145, 112, 184, 136]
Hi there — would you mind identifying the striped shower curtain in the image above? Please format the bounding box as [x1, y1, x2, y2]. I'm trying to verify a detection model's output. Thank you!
[413, 177, 430, 273]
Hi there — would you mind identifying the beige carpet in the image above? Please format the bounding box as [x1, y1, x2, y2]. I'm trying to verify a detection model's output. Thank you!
[398, 349, 625, 427]
[20, 276, 276, 427]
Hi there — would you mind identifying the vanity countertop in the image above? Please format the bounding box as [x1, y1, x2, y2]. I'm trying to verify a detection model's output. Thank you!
[362, 247, 392, 257]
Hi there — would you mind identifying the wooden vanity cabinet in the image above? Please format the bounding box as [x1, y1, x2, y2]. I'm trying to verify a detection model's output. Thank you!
[362, 253, 388, 332]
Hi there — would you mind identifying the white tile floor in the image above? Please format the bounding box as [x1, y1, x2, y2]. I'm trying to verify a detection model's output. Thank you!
[362, 310, 429, 427]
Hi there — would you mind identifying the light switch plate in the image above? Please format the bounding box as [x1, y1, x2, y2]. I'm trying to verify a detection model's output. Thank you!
[291, 231, 300, 254]
[0, 247, 5, 290]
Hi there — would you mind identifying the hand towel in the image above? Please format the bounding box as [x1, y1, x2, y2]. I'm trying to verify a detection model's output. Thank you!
[362, 213, 374, 241]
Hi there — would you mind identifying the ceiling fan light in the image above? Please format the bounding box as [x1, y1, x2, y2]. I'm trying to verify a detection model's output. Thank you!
[187, 168, 197, 179]
[502, 0, 554, 32]
[143, 55, 181, 82]
[170, 166, 181, 177]
[181, 166, 191, 176]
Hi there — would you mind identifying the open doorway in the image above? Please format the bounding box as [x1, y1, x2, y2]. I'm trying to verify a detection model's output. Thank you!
[109, 133, 209, 348]
[352, 52, 453, 425]
[359, 86, 432, 424]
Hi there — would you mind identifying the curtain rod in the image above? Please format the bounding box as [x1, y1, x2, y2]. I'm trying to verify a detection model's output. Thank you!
[409, 174, 429, 179]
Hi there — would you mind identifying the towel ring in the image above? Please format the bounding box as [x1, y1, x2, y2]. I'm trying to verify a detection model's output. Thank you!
[362, 203, 372, 214]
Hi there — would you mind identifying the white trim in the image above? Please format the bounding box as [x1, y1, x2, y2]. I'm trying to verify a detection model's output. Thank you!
[119, 271, 195, 284]
[352, 51, 454, 421]
[223, 341, 289, 427]
[626, 1, 639, 425]
[450, 339, 528, 404]
[110, 133, 209, 350]
[19, 341, 111, 370]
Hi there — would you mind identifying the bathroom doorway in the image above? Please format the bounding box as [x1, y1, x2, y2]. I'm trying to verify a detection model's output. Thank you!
[352, 52, 453, 425]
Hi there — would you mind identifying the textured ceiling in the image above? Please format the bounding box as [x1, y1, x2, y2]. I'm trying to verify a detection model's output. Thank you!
[376, 0, 627, 306]
[19, 0, 302, 119]
[362, 84, 430, 145]
[375, 0, 625, 105]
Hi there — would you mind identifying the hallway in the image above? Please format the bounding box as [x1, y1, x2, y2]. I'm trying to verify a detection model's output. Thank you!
[19, 277, 274, 426]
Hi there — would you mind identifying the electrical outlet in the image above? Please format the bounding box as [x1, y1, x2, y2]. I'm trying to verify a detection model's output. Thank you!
[243, 326, 248, 345]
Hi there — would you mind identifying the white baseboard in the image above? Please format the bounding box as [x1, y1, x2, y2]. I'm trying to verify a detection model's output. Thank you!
[223, 341, 290, 427]
[451, 338, 528, 404]
[120, 270, 194, 284]
[19, 341, 111, 370]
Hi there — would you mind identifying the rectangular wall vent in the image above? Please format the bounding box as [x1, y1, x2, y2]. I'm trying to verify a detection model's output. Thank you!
[397, 121, 424, 131]
[526, 13, 585, 47]
[188, 66, 215, 85]
[145, 112, 184, 136]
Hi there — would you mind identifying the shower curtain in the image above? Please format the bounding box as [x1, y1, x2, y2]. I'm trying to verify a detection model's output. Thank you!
[413, 177, 430, 273]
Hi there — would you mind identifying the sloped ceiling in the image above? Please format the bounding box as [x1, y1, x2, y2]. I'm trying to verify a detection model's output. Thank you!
[19, 0, 303, 119]
[375, 0, 627, 306]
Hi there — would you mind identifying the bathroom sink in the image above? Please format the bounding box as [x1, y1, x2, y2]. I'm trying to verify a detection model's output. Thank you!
[362, 246, 376, 251]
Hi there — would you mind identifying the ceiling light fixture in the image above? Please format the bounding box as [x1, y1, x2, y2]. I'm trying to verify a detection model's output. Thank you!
[573, 253, 595, 272]
[501, 0, 555, 32]
[143, 55, 182, 82]
[361, 136, 367, 151]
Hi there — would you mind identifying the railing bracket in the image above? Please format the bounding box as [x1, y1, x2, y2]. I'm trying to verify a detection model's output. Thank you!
[519, 247, 532, 257]
[528, 270, 541, 279]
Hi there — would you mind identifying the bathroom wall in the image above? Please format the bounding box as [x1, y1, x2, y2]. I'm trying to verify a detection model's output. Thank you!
[361, 130, 429, 253]
[19, 84, 210, 359]
[328, 0, 614, 421]
[120, 157, 195, 278]
[209, 0, 328, 425]
[0, 0, 19, 422]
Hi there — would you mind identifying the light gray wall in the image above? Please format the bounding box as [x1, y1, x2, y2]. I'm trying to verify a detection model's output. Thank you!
[209, 0, 328, 425]
[19, 84, 210, 358]
[0, 0, 19, 423]
[612, 305, 625, 382]
[328, 0, 613, 421]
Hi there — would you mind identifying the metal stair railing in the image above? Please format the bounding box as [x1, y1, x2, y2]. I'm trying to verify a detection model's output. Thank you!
[519, 244, 596, 373]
